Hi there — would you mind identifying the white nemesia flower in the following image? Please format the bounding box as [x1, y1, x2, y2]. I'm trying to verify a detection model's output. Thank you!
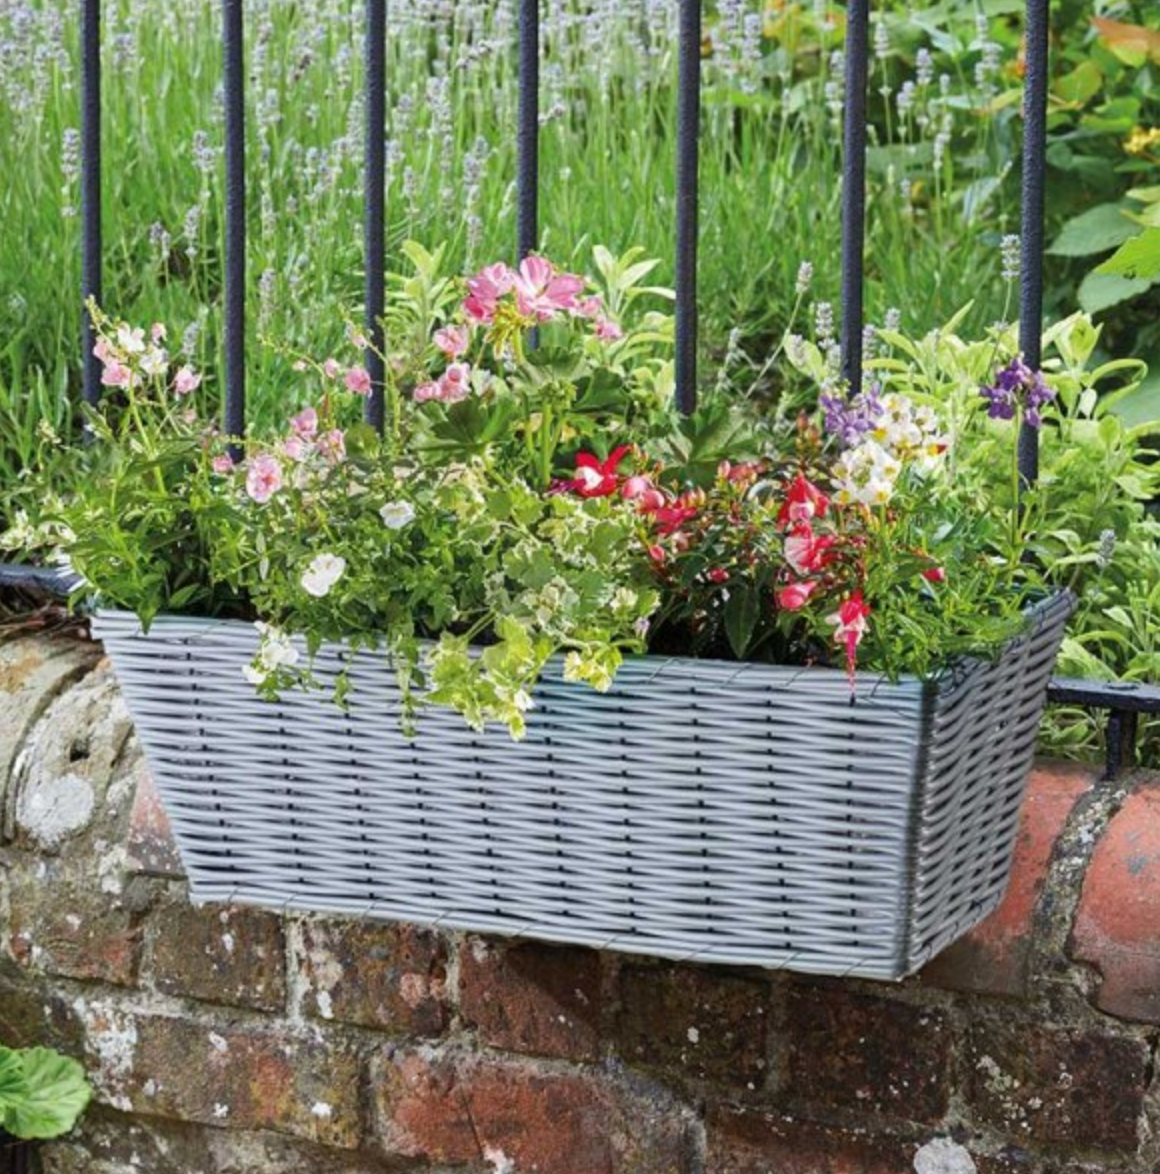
[116, 324, 146, 354]
[380, 500, 416, 529]
[301, 553, 347, 598]
[140, 346, 169, 378]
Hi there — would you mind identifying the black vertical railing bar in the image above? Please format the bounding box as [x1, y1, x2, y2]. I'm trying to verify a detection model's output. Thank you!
[838, 0, 870, 395]
[222, 0, 246, 455]
[674, 0, 701, 416]
[1017, 0, 1049, 490]
[517, 0, 539, 262]
[364, 0, 387, 433]
[80, 0, 102, 410]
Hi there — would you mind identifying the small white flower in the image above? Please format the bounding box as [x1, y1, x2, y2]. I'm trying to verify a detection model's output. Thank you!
[116, 323, 146, 354]
[140, 345, 169, 378]
[301, 553, 347, 598]
[242, 664, 268, 686]
[380, 500, 416, 530]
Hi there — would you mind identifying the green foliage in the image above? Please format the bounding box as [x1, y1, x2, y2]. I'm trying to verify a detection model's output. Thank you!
[0, 1045, 91, 1141]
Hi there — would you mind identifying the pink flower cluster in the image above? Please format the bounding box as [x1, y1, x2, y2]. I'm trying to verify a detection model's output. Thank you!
[415, 362, 472, 404]
[461, 256, 623, 340]
[91, 320, 202, 399]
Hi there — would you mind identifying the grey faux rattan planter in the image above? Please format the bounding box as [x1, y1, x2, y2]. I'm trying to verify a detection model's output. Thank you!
[92, 592, 1072, 980]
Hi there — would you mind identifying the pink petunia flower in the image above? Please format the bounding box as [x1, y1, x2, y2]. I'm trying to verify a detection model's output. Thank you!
[345, 365, 372, 395]
[463, 262, 515, 324]
[246, 454, 283, 503]
[173, 365, 202, 396]
[282, 436, 309, 462]
[512, 255, 585, 321]
[433, 324, 471, 359]
[212, 454, 235, 475]
[101, 361, 132, 388]
[438, 362, 471, 403]
[594, 317, 624, 342]
[317, 429, 346, 464]
[777, 580, 818, 611]
[290, 406, 318, 439]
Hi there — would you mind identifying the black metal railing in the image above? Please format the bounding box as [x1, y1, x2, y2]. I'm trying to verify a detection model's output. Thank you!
[15, 0, 1160, 779]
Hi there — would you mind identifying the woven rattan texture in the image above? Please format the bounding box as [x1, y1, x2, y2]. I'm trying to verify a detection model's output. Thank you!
[93, 594, 1071, 980]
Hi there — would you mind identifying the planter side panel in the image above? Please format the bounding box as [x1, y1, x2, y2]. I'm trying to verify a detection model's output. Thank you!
[93, 612, 930, 979]
[906, 593, 1075, 970]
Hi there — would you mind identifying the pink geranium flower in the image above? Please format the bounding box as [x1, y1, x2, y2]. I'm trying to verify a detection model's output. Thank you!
[512, 256, 585, 321]
[414, 381, 441, 403]
[433, 325, 471, 359]
[246, 454, 283, 503]
[463, 262, 515, 323]
[173, 365, 201, 396]
[345, 365, 372, 395]
[439, 362, 471, 403]
[101, 361, 132, 388]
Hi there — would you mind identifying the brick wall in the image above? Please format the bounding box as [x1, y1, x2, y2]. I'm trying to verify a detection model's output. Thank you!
[2, 631, 1159, 1174]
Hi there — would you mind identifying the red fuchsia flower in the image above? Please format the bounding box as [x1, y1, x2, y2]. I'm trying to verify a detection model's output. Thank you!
[317, 429, 346, 465]
[647, 544, 666, 564]
[211, 454, 235, 475]
[717, 459, 762, 484]
[778, 474, 830, 526]
[827, 591, 872, 681]
[784, 524, 836, 576]
[290, 406, 318, 439]
[512, 255, 586, 321]
[707, 568, 730, 584]
[921, 566, 946, 583]
[246, 454, 283, 503]
[777, 580, 818, 611]
[463, 262, 516, 323]
[433, 324, 470, 359]
[345, 365, 372, 395]
[101, 361, 131, 388]
[569, 445, 632, 497]
[650, 501, 700, 536]
[173, 365, 201, 396]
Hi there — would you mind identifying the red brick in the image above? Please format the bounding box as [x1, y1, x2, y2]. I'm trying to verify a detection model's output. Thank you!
[459, 937, 603, 1061]
[374, 1051, 690, 1172]
[150, 901, 286, 1012]
[7, 866, 140, 986]
[784, 986, 950, 1124]
[963, 1020, 1148, 1152]
[616, 963, 770, 1088]
[1071, 783, 1160, 1022]
[922, 763, 1096, 997]
[298, 918, 447, 1036]
[81, 1008, 360, 1149]
[125, 771, 184, 878]
[706, 1105, 915, 1174]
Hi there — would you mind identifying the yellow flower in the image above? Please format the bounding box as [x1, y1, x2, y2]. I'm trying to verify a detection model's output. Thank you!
[1124, 126, 1160, 156]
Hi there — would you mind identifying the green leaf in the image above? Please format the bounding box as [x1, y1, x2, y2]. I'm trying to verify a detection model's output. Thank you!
[1095, 229, 1160, 281]
[2, 1048, 91, 1141]
[1052, 60, 1103, 106]
[1048, 204, 1137, 258]
[0, 1049, 29, 1109]
[724, 586, 760, 660]
[1077, 271, 1155, 315]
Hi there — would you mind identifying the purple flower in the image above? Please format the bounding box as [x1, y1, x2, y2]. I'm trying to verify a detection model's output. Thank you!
[979, 358, 1055, 429]
[821, 384, 883, 448]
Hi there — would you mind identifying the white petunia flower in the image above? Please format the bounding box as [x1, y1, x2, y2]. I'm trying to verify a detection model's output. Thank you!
[300, 553, 347, 598]
[380, 500, 416, 530]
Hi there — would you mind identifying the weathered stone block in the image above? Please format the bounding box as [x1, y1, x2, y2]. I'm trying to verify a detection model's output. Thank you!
[297, 918, 447, 1036]
[615, 963, 770, 1088]
[784, 985, 951, 1124]
[150, 901, 286, 1012]
[1070, 782, 1160, 1023]
[963, 1020, 1148, 1152]
[458, 936, 603, 1061]
[373, 1051, 691, 1173]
